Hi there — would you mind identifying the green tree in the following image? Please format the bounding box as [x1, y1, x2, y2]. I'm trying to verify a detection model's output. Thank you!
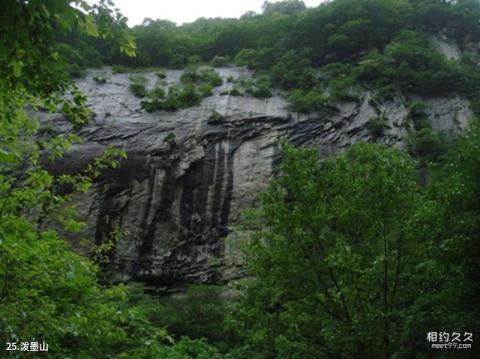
[234, 142, 429, 358]
[262, 0, 307, 16]
[0, 1, 220, 357]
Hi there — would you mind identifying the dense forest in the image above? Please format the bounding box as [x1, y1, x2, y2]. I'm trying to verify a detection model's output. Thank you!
[1, 0, 479, 357]
[61, 0, 480, 112]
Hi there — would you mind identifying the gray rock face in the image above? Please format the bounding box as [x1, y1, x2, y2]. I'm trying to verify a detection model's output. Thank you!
[44, 67, 470, 292]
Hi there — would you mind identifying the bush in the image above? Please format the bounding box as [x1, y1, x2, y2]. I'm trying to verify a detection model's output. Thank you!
[112, 64, 130, 74]
[243, 75, 272, 99]
[209, 110, 224, 123]
[375, 83, 397, 101]
[129, 83, 147, 98]
[93, 73, 108, 84]
[129, 74, 148, 98]
[367, 115, 390, 138]
[140, 86, 166, 111]
[229, 87, 243, 96]
[288, 89, 328, 113]
[408, 101, 428, 116]
[68, 64, 86, 79]
[142, 85, 203, 112]
[210, 55, 230, 67]
[188, 55, 202, 66]
[140, 67, 222, 111]
[156, 70, 167, 79]
[469, 96, 480, 118]
[164, 132, 176, 145]
[202, 68, 223, 87]
[271, 50, 316, 90]
[181, 67, 223, 88]
[199, 83, 214, 97]
[174, 85, 203, 107]
[180, 67, 199, 83]
[408, 127, 444, 160]
[141, 99, 160, 112]
[408, 101, 430, 130]
[151, 285, 239, 350]
[234, 48, 257, 68]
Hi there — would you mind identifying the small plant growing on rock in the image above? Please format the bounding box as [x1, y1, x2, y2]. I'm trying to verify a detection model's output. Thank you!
[243, 75, 272, 99]
[407, 127, 444, 160]
[367, 115, 391, 139]
[288, 88, 328, 113]
[229, 87, 243, 96]
[198, 83, 214, 97]
[93, 73, 108, 84]
[141, 85, 203, 112]
[129, 74, 148, 98]
[156, 70, 167, 79]
[408, 101, 428, 116]
[188, 55, 202, 66]
[181, 67, 223, 87]
[376, 84, 396, 101]
[368, 97, 382, 115]
[210, 55, 229, 67]
[408, 101, 430, 130]
[149, 86, 166, 99]
[164, 132, 176, 145]
[112, 64, 130, 74]
[209, 110, 224, 123]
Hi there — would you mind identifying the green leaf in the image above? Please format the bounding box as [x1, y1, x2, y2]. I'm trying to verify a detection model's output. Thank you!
[12, 61, 22, 77]
[84, 16, 99, 37]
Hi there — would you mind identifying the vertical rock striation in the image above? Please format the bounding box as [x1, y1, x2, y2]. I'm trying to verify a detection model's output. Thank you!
[43, 67, 470, 292]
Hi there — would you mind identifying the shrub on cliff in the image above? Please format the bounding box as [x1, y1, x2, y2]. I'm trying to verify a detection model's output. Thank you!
[128, 74, 148, 98]
[288, 88, 328, 113]
[181, 67, 223, 88]
[141, 84, 203, 112]
[211, 55, 230, 67]
[243, 75, 273, 98]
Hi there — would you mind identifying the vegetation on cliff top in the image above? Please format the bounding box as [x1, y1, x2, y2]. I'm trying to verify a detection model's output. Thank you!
[61, 0, 480, 113]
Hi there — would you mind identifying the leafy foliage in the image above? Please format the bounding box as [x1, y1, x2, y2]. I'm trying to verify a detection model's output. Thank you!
[181, 67, 223, 87]
[141, 84, 203, 112]
[233, 139, 480, 357]
[242, 75, 273, 99]
[141, 67, 222, 112]
[234, 143, 423, 357]
[129, 74, 148, 98]
[58, 0, 480, 114]
[262, 0, 307, 16]
[3, 1, 480, 357]
[0, 1, 220, 357]
[367, 115, 391, 139]
[151, 285, 239, 350]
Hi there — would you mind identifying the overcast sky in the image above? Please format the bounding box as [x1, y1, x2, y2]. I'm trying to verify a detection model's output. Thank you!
[107, 0, 324, 27]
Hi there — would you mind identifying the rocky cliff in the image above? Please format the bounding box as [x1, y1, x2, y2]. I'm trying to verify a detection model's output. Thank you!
[43, 66, 471, 292]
